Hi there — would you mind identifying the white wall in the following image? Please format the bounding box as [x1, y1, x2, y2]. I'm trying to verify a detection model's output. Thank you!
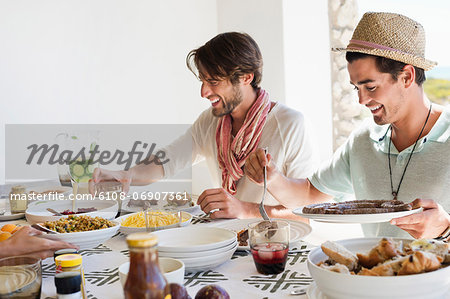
[0, 0, 334, 186]
[283, 0, 333, 160]
[0, 0, 216, 183]
[216, 0, 286, 103]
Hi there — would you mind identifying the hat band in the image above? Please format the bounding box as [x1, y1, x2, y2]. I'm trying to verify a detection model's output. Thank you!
[348, 39, 411, 56]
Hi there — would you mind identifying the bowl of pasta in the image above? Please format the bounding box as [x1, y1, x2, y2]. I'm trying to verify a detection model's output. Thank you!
[115, 210, 192, 234]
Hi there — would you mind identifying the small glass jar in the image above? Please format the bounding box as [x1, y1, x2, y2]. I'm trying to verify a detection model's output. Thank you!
[124, 232, 170, 299]
[9, 185, 27, 214]
[55, 254, 86, 299]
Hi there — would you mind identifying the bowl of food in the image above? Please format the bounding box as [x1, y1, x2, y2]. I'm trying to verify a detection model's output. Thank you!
[308, 237, 450, 299]
[25, 199, 118, 224]
[118, 257, 185, 287]
[38, 215, 120, 249]
[116, 210, 192, 235]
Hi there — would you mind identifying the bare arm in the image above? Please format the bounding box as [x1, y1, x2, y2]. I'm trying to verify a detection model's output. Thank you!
[245, 148, 331, 208]
[128, 157, 165, 185]
[0, 226, 78, 259]
[197, 188, 313, 221]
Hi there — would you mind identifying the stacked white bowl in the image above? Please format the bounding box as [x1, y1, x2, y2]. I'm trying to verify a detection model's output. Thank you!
[153, 226, 237, 272]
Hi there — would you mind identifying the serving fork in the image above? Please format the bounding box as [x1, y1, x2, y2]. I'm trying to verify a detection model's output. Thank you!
[259, 148, 270, 221]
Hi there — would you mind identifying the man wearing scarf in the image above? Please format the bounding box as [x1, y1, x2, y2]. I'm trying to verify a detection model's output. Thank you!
[93, 32, 318, 219]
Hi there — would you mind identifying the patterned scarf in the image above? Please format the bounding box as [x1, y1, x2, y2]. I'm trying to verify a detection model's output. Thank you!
[216, 89, 271, 194]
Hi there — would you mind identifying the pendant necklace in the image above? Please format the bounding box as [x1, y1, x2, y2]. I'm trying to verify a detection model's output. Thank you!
[388, 104, 432, 200]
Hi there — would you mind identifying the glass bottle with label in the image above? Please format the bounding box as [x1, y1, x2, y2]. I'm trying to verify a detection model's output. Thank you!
[54, 254, 86, 299]
[124, 232, 171, 299]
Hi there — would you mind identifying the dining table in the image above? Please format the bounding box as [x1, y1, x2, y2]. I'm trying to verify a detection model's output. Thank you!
[0, 181, 365, 299]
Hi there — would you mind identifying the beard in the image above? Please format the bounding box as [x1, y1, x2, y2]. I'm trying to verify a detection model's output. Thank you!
[212, 85, 243, 117]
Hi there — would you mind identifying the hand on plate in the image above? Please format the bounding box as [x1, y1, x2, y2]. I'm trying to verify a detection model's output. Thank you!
[89, 167, 132, 195]
[0, 226, 78, 259]
[197, 188, 252, 219]
[244, 148, 279, 186]
[390, 198, 450, 239]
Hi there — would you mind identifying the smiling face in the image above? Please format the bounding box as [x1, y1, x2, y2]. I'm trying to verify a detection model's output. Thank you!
[199, 74, 244, 117]
[348, 56, 407, 125]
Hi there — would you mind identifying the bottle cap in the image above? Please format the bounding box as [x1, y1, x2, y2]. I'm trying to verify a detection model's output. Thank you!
[54, 248, 78, 261]
[126, 232, 158, 247]
[55, 272, 81, 294]
[55, 254, 83, 268]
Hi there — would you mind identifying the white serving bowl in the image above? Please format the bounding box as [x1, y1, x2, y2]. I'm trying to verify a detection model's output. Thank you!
[180, 241, 237, 272]
[116, 211, 192, 235]
[39, 221, 120, 249]
[153, 227, 237, 253]
[119, 257, 185, 287]
[158, 240, 237, 259]
[25, 200, 118, 224]
[308, 237, 450, 299]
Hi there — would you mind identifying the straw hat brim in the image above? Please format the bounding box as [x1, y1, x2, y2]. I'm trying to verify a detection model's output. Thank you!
[338, 47, 437, 71]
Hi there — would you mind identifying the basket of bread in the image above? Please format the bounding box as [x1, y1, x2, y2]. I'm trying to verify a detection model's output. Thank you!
[308, 237, 450, 299]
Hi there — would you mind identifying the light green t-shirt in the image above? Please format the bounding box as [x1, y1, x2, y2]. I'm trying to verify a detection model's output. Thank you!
[309, 107, 450, 238]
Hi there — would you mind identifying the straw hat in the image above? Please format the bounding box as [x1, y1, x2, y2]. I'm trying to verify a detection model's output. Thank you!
[338, 12, 437, 71]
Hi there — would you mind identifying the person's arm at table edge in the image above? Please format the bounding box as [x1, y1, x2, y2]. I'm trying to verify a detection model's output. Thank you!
[126, 156, 165, 185]
[267, 171, 332, 209]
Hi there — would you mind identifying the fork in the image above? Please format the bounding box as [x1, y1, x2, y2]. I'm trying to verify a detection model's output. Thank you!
[259, 147, 270, 221]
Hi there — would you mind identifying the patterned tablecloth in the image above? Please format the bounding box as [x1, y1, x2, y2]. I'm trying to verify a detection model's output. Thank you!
[5, 216, 315, 299]
[41, 217, 315, 299]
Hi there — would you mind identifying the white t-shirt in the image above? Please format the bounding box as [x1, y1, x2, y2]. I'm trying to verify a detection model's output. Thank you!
[162, 102, 320, 206]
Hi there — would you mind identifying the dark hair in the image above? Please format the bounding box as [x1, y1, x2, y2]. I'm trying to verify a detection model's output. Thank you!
[345, 52, 426, 86]
[186, 32, 263, 89]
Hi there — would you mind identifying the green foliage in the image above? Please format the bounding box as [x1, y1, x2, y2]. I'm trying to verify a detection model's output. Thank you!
[424, 78, 450, 105]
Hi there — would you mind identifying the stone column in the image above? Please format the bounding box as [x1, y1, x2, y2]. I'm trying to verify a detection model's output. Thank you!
[328, 0, 366, 150]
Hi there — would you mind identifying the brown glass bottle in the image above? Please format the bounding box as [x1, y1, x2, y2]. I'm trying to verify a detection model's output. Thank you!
[124, 232, 171, 299]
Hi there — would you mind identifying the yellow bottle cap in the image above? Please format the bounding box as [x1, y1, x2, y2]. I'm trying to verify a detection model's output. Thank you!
[126, 232, 158, 247]
[55, 254, 83, 268]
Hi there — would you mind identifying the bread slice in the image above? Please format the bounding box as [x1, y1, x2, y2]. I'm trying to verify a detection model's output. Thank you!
[319, 263, 351, 274]
[398, 251, 443, 275]
[358, 256, 408, 276]
[357, 238, 403, 268]
[321, 241, 358, 271]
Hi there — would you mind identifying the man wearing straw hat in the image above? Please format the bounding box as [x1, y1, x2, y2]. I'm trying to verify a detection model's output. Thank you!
[92, 32, 319, 220]
[245, 12, 450, 241]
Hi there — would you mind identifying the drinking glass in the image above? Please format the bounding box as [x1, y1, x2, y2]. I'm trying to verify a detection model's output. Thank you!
[55, 131, 100, 191]
[248, 220, 290, 275]
[95, 181, 124, 212]
[0, 256, 42, 299]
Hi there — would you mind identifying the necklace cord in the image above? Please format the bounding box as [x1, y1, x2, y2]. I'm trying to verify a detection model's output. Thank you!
[388, 104, 433, 199]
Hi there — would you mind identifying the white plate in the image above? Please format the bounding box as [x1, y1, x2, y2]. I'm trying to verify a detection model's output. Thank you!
[25, 200, 119, 224]
[159, 240, 237, 258]
[293, 207, 423, 223]
[0, 212, 25, 221]
[206, 218, 312, 250]
[307, 282, 327, 299]
[116, 211, 192, 234]
[40, 221, 120, 249]
[153, 227, 237, 253]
